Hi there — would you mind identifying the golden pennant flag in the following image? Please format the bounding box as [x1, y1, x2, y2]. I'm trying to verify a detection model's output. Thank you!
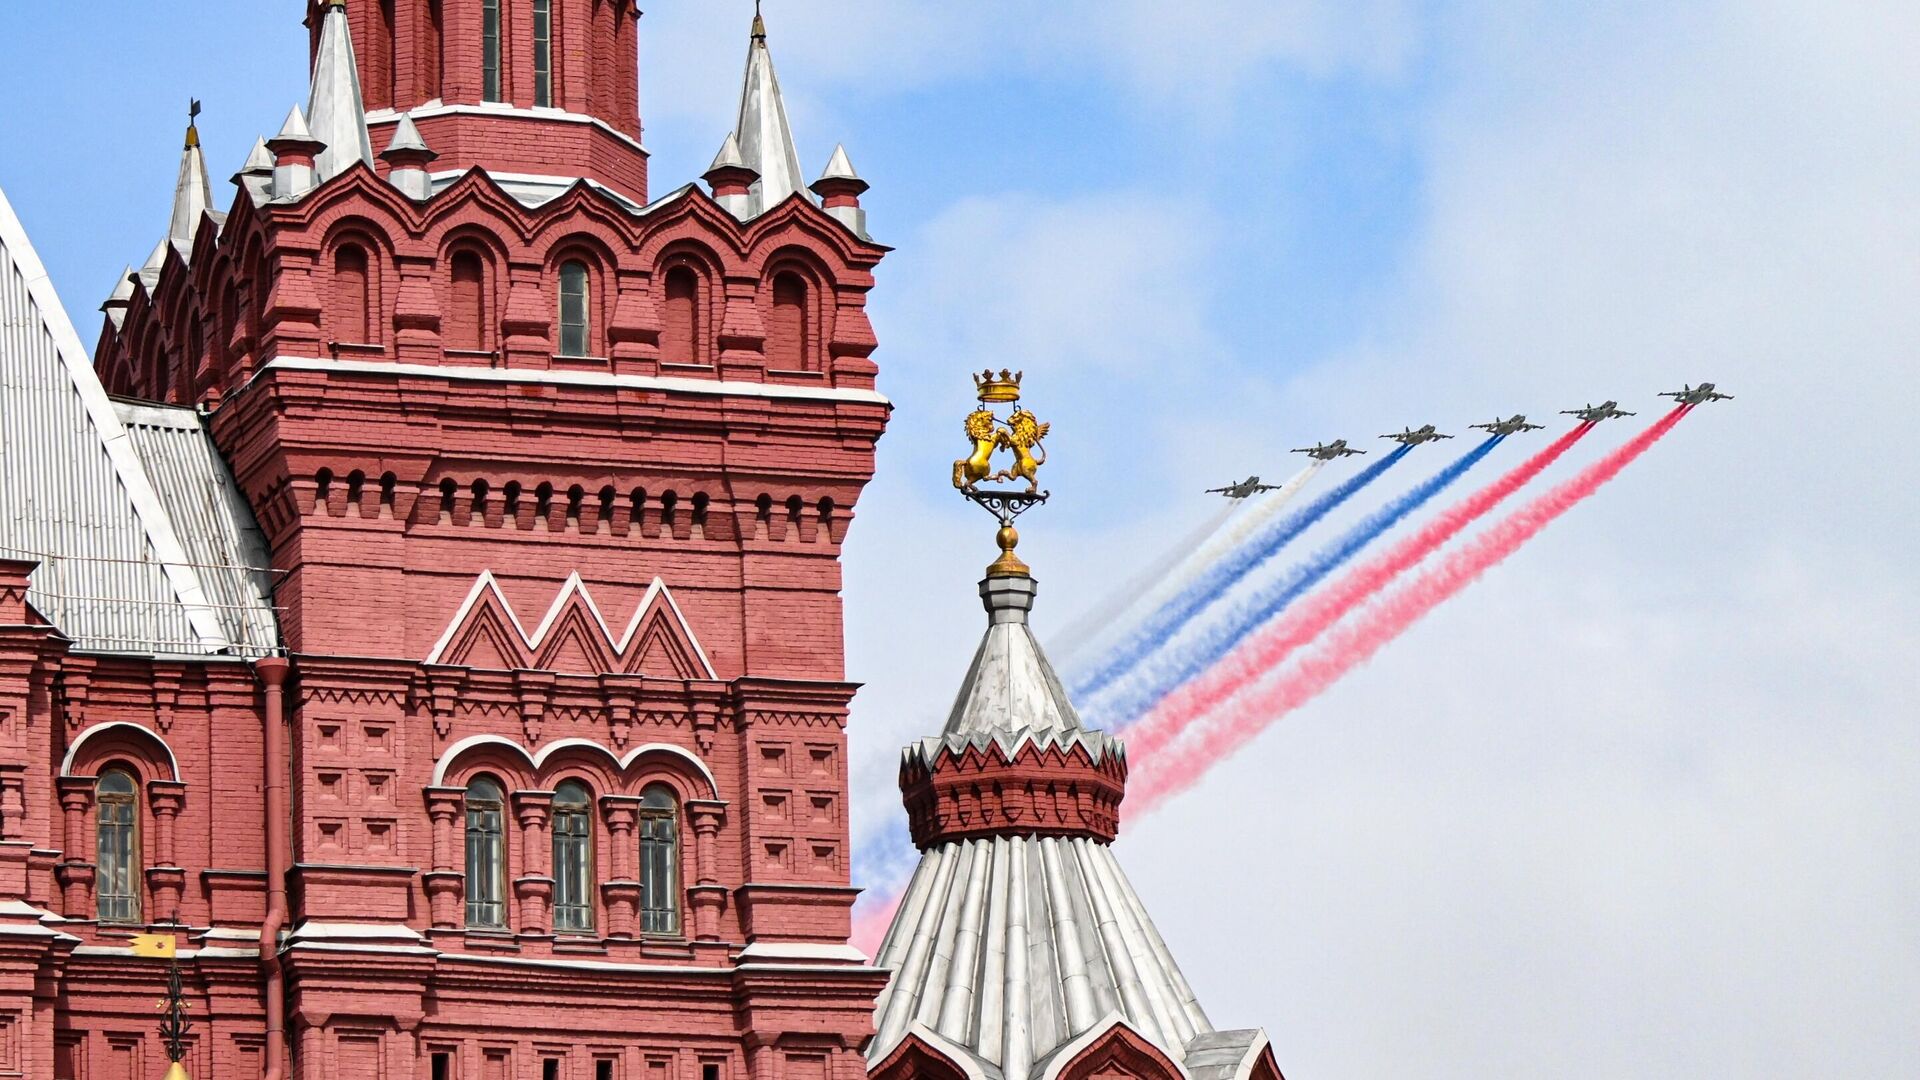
[129, 933, 177, 959]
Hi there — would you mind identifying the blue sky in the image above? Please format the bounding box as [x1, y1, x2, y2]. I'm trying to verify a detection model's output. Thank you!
[3, 3, 1918, 1076]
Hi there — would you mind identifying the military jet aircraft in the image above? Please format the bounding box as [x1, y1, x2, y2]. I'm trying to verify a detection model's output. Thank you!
[1292, 440, 1366, 460]
[1661, 382, 1734, 405]
[1205, 476, 1283, 500]
[1471, 415, 1545, 436]
[1381, 425, 1455, 446]
[1562, 401, 1635, 423]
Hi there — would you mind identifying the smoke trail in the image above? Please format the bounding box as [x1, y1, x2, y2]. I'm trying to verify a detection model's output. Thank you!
[1131, 407, 1691, 811]
[1072, 447, 1410, 699]
[1058, 463, 1323, 665]
[1125, 422, 1596, 760]
[1053, 500, 1240, 660]
[1086, 437, 1505, 729]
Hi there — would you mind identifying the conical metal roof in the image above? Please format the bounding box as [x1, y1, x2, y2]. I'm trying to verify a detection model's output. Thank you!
[307, 0, 373, 183]
[871, 572, 1243, 1080]
[732, 10, 810, 217]
[167, 116, 214, 256]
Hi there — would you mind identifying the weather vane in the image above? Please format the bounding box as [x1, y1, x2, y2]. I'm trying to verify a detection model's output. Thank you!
[952, 370, 1052, 577]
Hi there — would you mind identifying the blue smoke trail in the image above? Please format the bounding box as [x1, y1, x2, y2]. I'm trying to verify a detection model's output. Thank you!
[1087, 436, 1506, 728]
[1071, 445, 1413, 700]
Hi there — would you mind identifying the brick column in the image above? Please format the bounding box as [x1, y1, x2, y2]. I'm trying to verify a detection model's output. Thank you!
[0, 765, 25, 842]
[53, 778, 93, 916]
[146, 781, 186, 922]
[600, 797, 639, 939]
[512, 791, 553, 934]
[687, 800, 727, 942]
[423, 787, 466, 929]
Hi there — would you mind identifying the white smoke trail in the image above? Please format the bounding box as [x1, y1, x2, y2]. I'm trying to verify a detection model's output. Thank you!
[1058, 461, 1325, 670]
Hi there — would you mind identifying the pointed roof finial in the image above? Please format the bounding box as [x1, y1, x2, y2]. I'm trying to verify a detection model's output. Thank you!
[752, 0, 767, 42]
[185, 99, 202, 149]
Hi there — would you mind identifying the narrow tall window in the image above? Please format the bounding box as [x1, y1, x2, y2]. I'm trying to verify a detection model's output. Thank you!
[552, 781, 594, 932]
[532, 0, 553, 107]
[96, 769, 141, 923]
[451, 251, 487, 351]
[482, 0, 502, 102]
[558, 260, 591, 356]
[336, 245, 371, 343]
[662, 267, 700, 364]
[464, 776, 507, 928]
[769, 272, 807, 370]
[638, 785, 680, 935]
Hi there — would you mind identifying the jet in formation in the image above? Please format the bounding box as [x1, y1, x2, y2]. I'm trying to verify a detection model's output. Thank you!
[1381, 424, 1455, 446]
[1562, 401, 1636, 423]
[1205, 476, 1283, 500]
[1471, 415, 1545, 436]
[1661, 382, 1734, 405]
[1293, 440, 1366, 461]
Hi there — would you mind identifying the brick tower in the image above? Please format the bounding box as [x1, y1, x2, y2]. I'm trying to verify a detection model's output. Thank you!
[0, 2, 891, 1076]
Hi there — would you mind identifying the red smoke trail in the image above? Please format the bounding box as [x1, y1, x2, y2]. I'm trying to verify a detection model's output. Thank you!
[851, 891, 903, 958]
[1124, 422, 1597, 762]
[1131, 407, 1691, 812]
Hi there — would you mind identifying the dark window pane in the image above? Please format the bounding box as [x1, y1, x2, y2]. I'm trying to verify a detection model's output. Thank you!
[96, 770, 141, 923]
[558, 261, 591, 356]
[638, 785, 679, 935]
[533, 0, 552, 108]
[482, 0, 502, 102]
[465, 777, 506, 928]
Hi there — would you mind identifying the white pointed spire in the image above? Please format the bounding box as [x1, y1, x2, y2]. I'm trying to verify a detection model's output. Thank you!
[102, 265, 136, 328]
[710, 131, 748, 173]
[168, 101, 214, 256]
[732, 5, 810, 217]
[820, 143, 859, 182]
[307, 0, 374, 184]
[234, 137, 276, 205]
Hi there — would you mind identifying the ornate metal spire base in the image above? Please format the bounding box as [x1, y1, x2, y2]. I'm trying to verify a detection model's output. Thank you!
[964, 489, 1049, 578]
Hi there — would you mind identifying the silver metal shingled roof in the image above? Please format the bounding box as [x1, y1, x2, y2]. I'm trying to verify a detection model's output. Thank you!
[0, 184, 278, 658]
[870, 574, 1245, 1080]
[870, 835, 1215, 1080]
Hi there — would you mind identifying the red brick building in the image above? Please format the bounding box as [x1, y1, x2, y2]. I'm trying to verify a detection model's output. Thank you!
[0, 4, 1281, 1079]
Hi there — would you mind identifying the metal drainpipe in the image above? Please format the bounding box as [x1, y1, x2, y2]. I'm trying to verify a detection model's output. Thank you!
[255, 657, 292, 1080]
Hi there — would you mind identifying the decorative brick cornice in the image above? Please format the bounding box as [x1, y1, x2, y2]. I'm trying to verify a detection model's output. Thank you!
[900, 739, 1129, 848]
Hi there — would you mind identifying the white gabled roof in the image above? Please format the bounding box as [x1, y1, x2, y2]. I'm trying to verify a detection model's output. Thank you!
[0, 183, 276, 657]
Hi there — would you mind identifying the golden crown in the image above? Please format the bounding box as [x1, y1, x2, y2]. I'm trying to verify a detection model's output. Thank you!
[974, 369, 1024, 403]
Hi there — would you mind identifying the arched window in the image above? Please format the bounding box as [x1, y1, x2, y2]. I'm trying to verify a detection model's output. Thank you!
[551, 781, 594, 932]
[450, 250, 487, 351]
[638, 785, 679, 935]
[335, 245, 371, 343]
[481, 0, 502, 102]
[464, 776, 507, 928]
[769, 271, 808, 370]
[532, 0, 553, 108]
[662, 266, 700, 364]
[558, 260, 591, 357]
[96, 769, 141, 924]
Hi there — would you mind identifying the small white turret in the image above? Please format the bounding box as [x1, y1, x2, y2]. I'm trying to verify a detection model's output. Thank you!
[381, 114, 438, 201]
[267, 107, 326, 200]
[703, 132, 760, 221]
[810, 145, 871, 241]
